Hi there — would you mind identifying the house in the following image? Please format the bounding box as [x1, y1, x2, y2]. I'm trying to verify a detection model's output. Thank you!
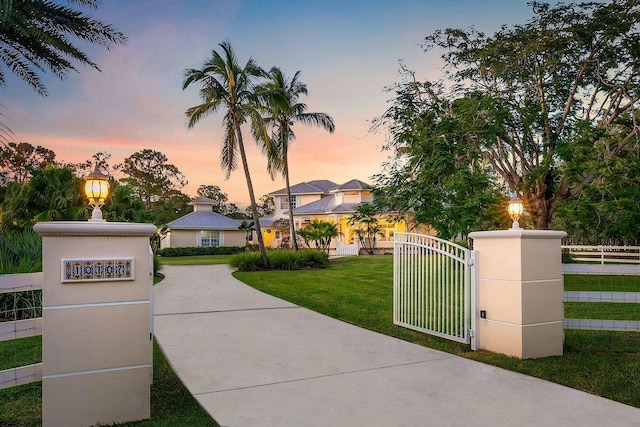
[261, 179, 408, 250]
[161, 197, 246, 249]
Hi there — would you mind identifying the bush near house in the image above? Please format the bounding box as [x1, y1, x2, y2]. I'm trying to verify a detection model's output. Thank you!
[157, 246, 243, 257]
[231, 249, 328, 271]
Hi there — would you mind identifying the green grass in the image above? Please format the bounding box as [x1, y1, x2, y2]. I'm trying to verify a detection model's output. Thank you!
[0, 336, 41, 371]
[158, 254, 235, 266]
[235, 256, 640, 408]
[0, 339, 219, 427]
[564, 273, 640, 292]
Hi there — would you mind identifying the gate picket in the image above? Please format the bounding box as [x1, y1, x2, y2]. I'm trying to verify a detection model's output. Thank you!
[393, 233, 477, 349]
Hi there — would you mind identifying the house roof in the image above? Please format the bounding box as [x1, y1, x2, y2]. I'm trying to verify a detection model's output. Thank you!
[269, 180, 338, 196]
[292, 196, 362, 215]
[332, 179, 371, 191]
[168, 211, 242, 230]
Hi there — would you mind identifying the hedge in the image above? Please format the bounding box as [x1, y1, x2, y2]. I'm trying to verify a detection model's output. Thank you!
[157, 246, 244, 257]
[230, 249, 328, 271]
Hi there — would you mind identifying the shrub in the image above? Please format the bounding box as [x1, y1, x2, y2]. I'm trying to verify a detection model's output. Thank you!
[230, 249, 328, 271]
[295, 249, 329, 268]
[562, 249, 575, 264]
[0, 229, 42, 274]
[230, 252, 266, 271]
[157, 246, 243, 257]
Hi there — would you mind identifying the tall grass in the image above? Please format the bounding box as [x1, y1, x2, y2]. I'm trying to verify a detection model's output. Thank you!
[0, 229, 42, 274]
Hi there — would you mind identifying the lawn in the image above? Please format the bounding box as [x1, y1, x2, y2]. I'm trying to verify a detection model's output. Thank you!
[234, 255, 640, 408]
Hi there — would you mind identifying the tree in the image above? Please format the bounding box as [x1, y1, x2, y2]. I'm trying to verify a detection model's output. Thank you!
[152, 191, 191, 225]
[183, 41, 270, 266]
[120, 149, 187, 210]
[0, 142, 57, 183]
[348, 203, 381, 255]
[0, 165, 87, 231]
[102, 182, 153, 223]
[196, 184, 230, 213]
[72, 151, 121, 177]
[248, 194, 275, 218]
[259, 67, 335, 250]
[0, 0, 127, 96]
[376, 1, 640, 230]
[297, 220, 338, 255]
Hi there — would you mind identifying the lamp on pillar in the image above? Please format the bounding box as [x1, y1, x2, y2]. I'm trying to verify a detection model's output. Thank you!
[507, 196, 524, 229]
[84, 167, 110, 222]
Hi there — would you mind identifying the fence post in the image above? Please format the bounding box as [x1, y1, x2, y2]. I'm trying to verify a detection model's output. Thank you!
[34, 221, 156, 427]
[469, 229, 566, 359]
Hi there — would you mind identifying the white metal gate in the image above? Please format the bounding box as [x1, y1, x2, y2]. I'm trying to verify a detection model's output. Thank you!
[393, 232, 477, 349]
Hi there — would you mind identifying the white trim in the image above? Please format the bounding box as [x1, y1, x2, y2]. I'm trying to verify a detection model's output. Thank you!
[44, 300, 149, 310]
[43, 364, 151, 379]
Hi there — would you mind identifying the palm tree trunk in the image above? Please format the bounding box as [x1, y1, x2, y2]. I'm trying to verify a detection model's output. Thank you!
[235, 121, 269, 266]
[283, 147, 299, 250]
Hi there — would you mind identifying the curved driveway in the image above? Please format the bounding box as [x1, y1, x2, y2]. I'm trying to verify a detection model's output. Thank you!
[153, 264, 640, 427]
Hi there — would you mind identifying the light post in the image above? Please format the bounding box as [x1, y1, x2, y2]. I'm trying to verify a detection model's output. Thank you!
[507, 195, 524, 229]
[84, 167, 110, 222]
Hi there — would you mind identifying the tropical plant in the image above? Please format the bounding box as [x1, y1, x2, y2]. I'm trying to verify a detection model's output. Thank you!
[297, 220, 338, 255]
[0, 0, 127, 96]
[0, 165, 88, 231]
[348, 203, 381, 255]
[258, 67, 335, 250]
[182, 41, 270, 266]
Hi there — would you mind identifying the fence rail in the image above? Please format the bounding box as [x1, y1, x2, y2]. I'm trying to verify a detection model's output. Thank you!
[0, 272, 43, 390]
[562, 263, 640, 332]
[562, 245, 640, 264]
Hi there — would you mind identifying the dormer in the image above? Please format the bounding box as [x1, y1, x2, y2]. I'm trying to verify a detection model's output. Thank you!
[331, 179, 372, 204]
[188, 197, 215, 212]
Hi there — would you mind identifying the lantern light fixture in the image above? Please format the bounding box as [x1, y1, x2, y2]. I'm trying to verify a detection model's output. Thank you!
[84, 167, 110, 222]
[507, 195, 524, 230]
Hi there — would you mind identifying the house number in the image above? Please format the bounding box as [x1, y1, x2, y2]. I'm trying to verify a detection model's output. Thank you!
[62, 258, 134, 282]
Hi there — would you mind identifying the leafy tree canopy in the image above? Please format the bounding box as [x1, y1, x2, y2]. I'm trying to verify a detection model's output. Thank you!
[120, 149, 187, 210]
[0, 141, 57, 183]
[374, 0, 640, 231]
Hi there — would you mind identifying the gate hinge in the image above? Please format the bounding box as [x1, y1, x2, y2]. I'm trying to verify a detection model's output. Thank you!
[468, 329, 475, 338]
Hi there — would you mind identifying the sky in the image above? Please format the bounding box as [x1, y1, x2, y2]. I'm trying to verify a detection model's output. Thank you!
[3, 0, 545, 208]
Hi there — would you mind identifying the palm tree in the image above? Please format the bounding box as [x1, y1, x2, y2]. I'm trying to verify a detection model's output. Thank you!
[259, 67, 335, 250]
[0, 0, 127, 96]
[182, 41, 270, 266]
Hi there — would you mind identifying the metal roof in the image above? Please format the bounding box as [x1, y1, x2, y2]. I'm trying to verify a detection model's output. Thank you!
[168, 211, 242, 230]
[292, 196, 361, 215]
[333, 179, 371, 191]
[269, 180, 338, 196]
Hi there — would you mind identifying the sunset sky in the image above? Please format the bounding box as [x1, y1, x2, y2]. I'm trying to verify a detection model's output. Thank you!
[4, 0, 545, 207]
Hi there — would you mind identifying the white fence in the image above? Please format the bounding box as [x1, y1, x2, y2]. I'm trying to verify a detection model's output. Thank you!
[562, 264, 640, 332]
[393, 233, 476, 349]
[335, 241, 360, 256]
[562, 245, 640, 264]
[0, 272, 43, 390]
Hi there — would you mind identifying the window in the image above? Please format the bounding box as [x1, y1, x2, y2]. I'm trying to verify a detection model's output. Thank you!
[199, 230, 220, 247]
[279, 196, 298, 210]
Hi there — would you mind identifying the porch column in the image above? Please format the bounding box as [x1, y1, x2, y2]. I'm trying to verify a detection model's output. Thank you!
[468, 229, 566, 359]
[34, 221, 156, 427]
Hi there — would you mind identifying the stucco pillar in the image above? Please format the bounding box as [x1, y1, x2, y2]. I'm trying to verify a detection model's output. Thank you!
[468, 229, 566, 359]
[34, 221, 156, 427]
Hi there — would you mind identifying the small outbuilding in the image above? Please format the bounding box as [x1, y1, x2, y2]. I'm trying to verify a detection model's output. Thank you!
[161, 197, 245, 249]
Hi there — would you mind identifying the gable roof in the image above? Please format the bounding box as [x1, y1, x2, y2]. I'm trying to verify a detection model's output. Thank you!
[269, 180, 338, 196]
[332, 179, 371, 191]
[167, 211, 242, 230]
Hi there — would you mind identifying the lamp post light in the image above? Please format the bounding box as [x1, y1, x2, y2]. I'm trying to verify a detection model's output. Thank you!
[84, 167, 110, 222]
[507, 195, 524, 230]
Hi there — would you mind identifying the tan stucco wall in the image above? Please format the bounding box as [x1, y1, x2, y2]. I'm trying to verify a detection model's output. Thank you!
[469, 229, 566, 359]
[168, 229, 245, 247]
[34, 221, 155, 427]
[168, 230, 197, 247]
[223, 230, 246, 247]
